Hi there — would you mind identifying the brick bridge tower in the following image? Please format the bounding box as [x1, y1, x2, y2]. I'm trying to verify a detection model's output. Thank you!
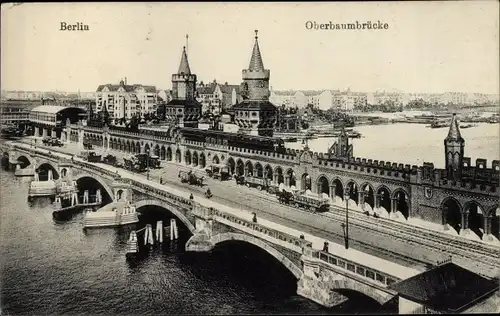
[165, 45, 202, 128]
[444, 113, 465, 181]
[233, 30, 277, 137]
[328, 127, 353, 161]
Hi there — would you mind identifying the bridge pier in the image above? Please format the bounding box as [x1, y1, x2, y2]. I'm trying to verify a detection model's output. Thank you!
[185, 202, 216, 252]
[297, 246, 349, 307]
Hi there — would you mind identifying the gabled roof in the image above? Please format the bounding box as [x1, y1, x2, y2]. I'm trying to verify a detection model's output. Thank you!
[96, 84, 156, 93]
[219, 84, 240, 94]
[178, 46, 191, 75]
[389, 262, 498, 313]
[248, 31, 265, 71]
[197, 83, 217, 95]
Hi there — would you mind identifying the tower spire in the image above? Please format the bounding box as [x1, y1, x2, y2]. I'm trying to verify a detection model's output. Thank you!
[446, 113, 463, 141]
[186, 34, 189, 56]
[178, 46, 191, 75]
[249, 29, 265, 71]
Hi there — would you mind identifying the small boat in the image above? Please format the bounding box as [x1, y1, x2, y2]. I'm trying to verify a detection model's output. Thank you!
[429, 121, 448, 128]
[460, 124, 475, 129]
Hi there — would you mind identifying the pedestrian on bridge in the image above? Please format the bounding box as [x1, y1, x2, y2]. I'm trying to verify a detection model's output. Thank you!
[189, 193, 194, 200]
[160, 177, 163, 184]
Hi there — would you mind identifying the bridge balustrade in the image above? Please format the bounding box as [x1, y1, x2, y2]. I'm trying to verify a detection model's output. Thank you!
[310, 249, 400, 287]
[207, 207, 312, 250]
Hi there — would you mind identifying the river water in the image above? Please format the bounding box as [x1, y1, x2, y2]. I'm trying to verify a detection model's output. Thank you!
[287, 123, 499, 168]
[0, 170, 392, 315]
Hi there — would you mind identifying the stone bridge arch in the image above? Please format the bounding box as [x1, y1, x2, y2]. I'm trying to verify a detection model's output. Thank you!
[134, 199, 196, 233]
[329, 276, 393, 305]
[210, 232, 302, 279]
[74, 173, 114, 201]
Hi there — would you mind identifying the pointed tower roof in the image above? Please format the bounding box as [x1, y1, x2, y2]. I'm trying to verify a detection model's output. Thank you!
[446, 113, 463, 141]
[248, 30, 265, 71]
[178, 46, 191, 75]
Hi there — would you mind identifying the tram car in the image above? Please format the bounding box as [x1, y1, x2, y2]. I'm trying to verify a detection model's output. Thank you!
[123, 155, 147, 172]
[205, 164, 231, 181]
[278, 191, 330, 213]
[102, 154, 120, 167]
[242, 176, 271, 191]
[81, 151, 102, 163]
[178, 170, 204, 186]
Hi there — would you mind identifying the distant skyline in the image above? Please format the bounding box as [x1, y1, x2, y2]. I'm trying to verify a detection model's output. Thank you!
[1, 2, 499, 94]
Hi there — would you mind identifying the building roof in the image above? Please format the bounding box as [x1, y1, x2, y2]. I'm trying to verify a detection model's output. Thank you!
[166, 99, 201, 109]
[30, 105, 84, 114]
[272, 90, 296, 96]
[219, 84, 240, 94]
[96, 84, 156, 93]
[446, 113, 464, 141]
[232, 100, 277, 111]
[389, 262, 499, 313]
[178, 46, 191, 75]
[197, 83, 217, 95]
[248, 31, 265, 71]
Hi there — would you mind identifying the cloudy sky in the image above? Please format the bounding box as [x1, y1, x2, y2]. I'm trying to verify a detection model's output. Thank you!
[1, 1, 498, 93]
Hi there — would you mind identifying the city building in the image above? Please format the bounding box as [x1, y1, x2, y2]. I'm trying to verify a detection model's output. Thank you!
[0, 100, 39, 127]
[95, 78, 157, 120]
[232, 30, 277, 137]
[162, 46, 202, 128]
[333, 89, 368, 111]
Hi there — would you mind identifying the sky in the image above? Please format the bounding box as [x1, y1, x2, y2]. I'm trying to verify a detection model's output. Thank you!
[1, 1, 499, 94]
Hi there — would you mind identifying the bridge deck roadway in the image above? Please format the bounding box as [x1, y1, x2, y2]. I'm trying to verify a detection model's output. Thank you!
[13, 139, 500, 279]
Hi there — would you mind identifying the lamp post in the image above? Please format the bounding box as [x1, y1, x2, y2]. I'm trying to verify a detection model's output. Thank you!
[342, 187, 351, 249]
[146, 148, 150, 180]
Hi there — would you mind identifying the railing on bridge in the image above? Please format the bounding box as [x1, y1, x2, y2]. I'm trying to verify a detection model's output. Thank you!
[201, 206, 313, 250]
[307, 248, 400, 288]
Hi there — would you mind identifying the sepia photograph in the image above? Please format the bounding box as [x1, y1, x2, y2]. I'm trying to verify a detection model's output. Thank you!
[0, 1, 499, 315]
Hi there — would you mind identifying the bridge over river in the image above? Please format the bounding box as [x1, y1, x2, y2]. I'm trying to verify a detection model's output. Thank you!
[2, 140, 499, 311]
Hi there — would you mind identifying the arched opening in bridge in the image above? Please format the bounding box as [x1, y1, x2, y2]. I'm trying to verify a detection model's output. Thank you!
[144, 143, 150, 155]
[185, 150, 192, 165]
[166, 147, 172, 161]
[264, 165, 273, 182]
[317, 176, 329, 197]
[199, 153, 206, 168]
[135, 142, 141, 154]
[392, 189, 409, 219]
[175, 149, 182, 163]
[199, 240, 299, 299]
[153, 144, 160, 157]
[376, 186, 391, 212]
[332, 289, 395, 314]
[255, 163, 263, 178]
[192, 152, 199, 167]
[236, 159, 244, 176]
[76, 176, 112, 205]
[489, 207, 499, 240]
[17, 156, 31, 169]
[212, 155, 220, 165]
[346, 181, 358, 204]
[36, 163, 60, 181]
[332, 179, 344, 199]
[301, 173, 312, 191]
[60, 168, 67, 178]
[464, 201, 484, 239]
[160, 146, 166, 160]
[441, 198, 462, 234]
[245, 161, 254, 177]
[286, 169, 296, 187]
[135, 204, 193, 243]
[361, 183, 375, 209]
[227, 158, 235, 175]
[125, 140, 130, 153]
